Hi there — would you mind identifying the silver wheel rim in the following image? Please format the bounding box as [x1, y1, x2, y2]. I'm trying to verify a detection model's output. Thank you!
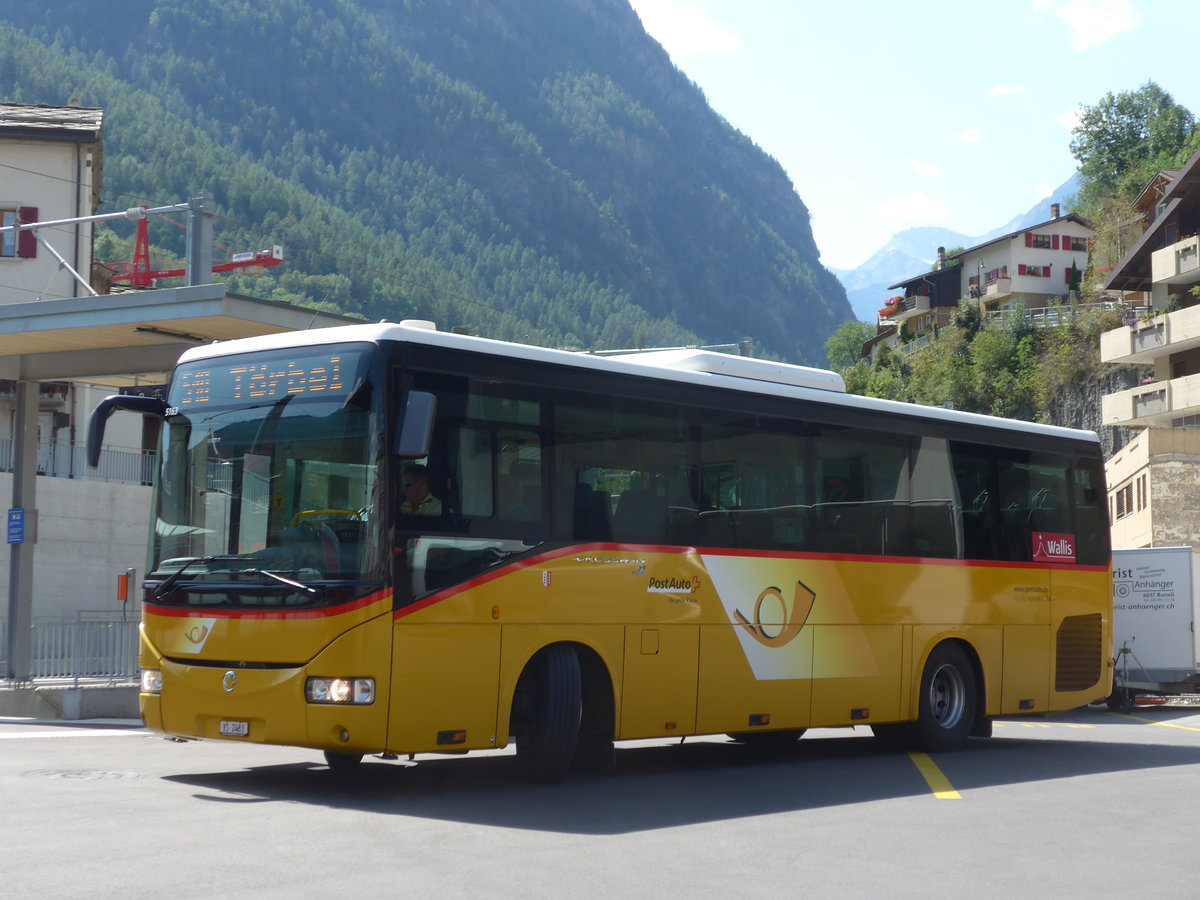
[929, 663, 967, 729]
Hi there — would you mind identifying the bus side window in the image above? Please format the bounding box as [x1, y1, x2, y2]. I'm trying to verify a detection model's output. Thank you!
[454, 425, 494, 518]
[1073, 460, 1109, 566]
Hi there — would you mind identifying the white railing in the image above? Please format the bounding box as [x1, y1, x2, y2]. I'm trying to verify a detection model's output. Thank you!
[0, 439, 154, 485]
[0, 612, 139, 684]
[982, 300, 1141, 329]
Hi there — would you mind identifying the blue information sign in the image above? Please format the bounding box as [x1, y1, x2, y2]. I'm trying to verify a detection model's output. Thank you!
[7, 508, 24, 545]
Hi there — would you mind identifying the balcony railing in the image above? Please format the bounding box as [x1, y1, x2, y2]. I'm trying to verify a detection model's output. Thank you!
[0, 439, 154, 486]
[1151, 233, 1200, 285]
[1101, 371, 1200, 428]
[1099, 303, 1200, 366]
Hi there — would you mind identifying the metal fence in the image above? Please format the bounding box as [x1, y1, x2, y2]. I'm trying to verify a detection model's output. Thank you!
[0, 612, 139, 684]
[0, 439, 154, 486]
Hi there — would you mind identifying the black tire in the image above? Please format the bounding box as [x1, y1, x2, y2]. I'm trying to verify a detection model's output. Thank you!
[726, 729, 806, 750]
[1106, 688, 1134, 712]
[912, 642, 977, 752]
[513, 645, 582, 783]
[323, 750, 364, 772]
[572, 651, 616, 775]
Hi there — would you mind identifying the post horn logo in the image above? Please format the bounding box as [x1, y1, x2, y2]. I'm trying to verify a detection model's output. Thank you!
[185, 624, 210, 644]
[734, 581, 816, 648]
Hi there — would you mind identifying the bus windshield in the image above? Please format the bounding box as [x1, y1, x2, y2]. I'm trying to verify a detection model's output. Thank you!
[150, 343, 382, 603]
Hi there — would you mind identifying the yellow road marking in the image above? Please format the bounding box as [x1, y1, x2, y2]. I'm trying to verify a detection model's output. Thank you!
[1109, 713, 1200, 732]
[908, 752, 961, 799]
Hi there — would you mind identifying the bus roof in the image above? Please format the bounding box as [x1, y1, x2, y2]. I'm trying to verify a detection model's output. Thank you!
[174, 320, 1100, 446]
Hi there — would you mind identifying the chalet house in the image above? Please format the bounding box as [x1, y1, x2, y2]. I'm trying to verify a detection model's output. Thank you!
[1099, 143, 1200, 549]
[871, 206, 1094, 357]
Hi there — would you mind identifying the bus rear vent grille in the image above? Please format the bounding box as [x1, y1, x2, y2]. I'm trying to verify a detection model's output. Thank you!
[1055, 613, 1102, 692]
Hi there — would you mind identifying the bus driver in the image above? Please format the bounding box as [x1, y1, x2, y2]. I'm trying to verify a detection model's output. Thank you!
[400, 464, 442, 516]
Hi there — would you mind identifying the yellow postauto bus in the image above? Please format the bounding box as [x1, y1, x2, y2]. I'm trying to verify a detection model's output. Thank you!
[89, 321, 1112, 779]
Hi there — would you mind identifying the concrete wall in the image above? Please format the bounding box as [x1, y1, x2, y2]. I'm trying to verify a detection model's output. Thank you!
[0, 472, 151, 620]
[0, 136, 96, 303]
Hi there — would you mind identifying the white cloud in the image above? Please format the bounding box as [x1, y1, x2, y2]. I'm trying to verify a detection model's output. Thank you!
[907, 157, 941, 179]
[874, 192, 949, 224]
[1032, 183, 1054, 203]
[1039, 0, 1142, 52]
[1051, 105, 1084, 131]
[629, 0, 742, 62]
[988, 84, 1027, 97]
[951, 127, 983, 143]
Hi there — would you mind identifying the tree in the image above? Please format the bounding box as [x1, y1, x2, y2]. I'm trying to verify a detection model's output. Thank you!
[824, 320, 875, 371]
[1070, 82, 1199, 213]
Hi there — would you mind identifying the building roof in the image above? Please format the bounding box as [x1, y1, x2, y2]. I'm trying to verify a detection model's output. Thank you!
[947, 213, 1094, 263]
[0, 103, 103, 141]
[1103, 142, 1200, 293]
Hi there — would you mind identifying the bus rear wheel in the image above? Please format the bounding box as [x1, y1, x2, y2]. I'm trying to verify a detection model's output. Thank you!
[913, 642, 977, 752]
[513, 644, 582, 783]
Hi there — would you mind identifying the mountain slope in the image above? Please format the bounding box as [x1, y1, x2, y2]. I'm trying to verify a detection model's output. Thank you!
[1, 0, 851, 363]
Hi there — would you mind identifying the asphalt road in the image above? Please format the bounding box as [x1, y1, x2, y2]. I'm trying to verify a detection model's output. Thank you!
[3, 704, 1199, 899]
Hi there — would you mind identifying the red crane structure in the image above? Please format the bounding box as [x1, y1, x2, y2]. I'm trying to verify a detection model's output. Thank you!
[107, 211, 282, 287]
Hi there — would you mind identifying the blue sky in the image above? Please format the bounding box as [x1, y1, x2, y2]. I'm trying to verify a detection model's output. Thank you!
[628, 0, 1200, 271]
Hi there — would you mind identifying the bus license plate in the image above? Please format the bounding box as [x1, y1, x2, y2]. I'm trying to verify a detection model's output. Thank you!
[219, 720, 249, 738]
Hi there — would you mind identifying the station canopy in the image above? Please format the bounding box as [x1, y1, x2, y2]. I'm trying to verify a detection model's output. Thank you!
[0, 284, 360, 387]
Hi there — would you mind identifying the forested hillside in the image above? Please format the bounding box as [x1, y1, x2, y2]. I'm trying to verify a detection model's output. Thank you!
[0, 0, 851, 363]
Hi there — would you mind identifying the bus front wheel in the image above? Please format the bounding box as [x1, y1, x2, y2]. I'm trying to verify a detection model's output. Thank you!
[913, 642, 977, 753]
[513, 644, 582, 783]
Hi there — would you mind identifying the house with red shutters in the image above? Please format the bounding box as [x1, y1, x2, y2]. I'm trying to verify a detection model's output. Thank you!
[870, 205, 1094, 357]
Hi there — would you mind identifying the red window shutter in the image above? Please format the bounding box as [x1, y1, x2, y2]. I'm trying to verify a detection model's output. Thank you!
[17, 206, 37, 258]
[1025, 232, 1033, 248]
[1018, 264, 1027, 276]
[1052, 234, 1060, 250]
[1063, 234, 1072, 249]
[1065, 268, 1071, 284]
[1043, 265, 1051, 277]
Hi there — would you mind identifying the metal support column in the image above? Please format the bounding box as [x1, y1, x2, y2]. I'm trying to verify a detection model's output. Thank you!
[185, 190, 215, 287]
[5, 381, 39, 681]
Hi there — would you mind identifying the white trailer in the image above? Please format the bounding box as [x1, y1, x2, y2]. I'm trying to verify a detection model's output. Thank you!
[1110, 547, 1200, 709]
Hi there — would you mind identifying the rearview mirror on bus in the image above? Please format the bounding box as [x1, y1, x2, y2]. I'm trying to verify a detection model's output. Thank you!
[87, 394, 167, 468]
[395, 390, 437, 458]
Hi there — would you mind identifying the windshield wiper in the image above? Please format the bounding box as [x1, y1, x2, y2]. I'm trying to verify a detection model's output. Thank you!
[242, 568, 323, 599]
[154, 556, 218, 600]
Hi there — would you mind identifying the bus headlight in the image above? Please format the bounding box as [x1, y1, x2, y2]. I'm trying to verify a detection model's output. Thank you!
[141, 668, 163, 694]
[305, 677, 375, 705]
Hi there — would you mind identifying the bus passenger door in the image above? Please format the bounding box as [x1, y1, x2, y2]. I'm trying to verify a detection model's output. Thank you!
[619, 626, 698, 738]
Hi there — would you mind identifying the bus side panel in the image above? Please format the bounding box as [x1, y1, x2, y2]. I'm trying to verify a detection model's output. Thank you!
[1050, 564, 1113, 709]
[388, 623, 501, 753]
[619, 625, 699, 738]
[810, 625, 903, 726]
[1000, 625, 1050, 714]
[695, 623, 812, 734]
[494, 624, 625, 749]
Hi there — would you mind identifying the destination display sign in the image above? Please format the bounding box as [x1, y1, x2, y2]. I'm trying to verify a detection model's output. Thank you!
[173, 348, 358, 407]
